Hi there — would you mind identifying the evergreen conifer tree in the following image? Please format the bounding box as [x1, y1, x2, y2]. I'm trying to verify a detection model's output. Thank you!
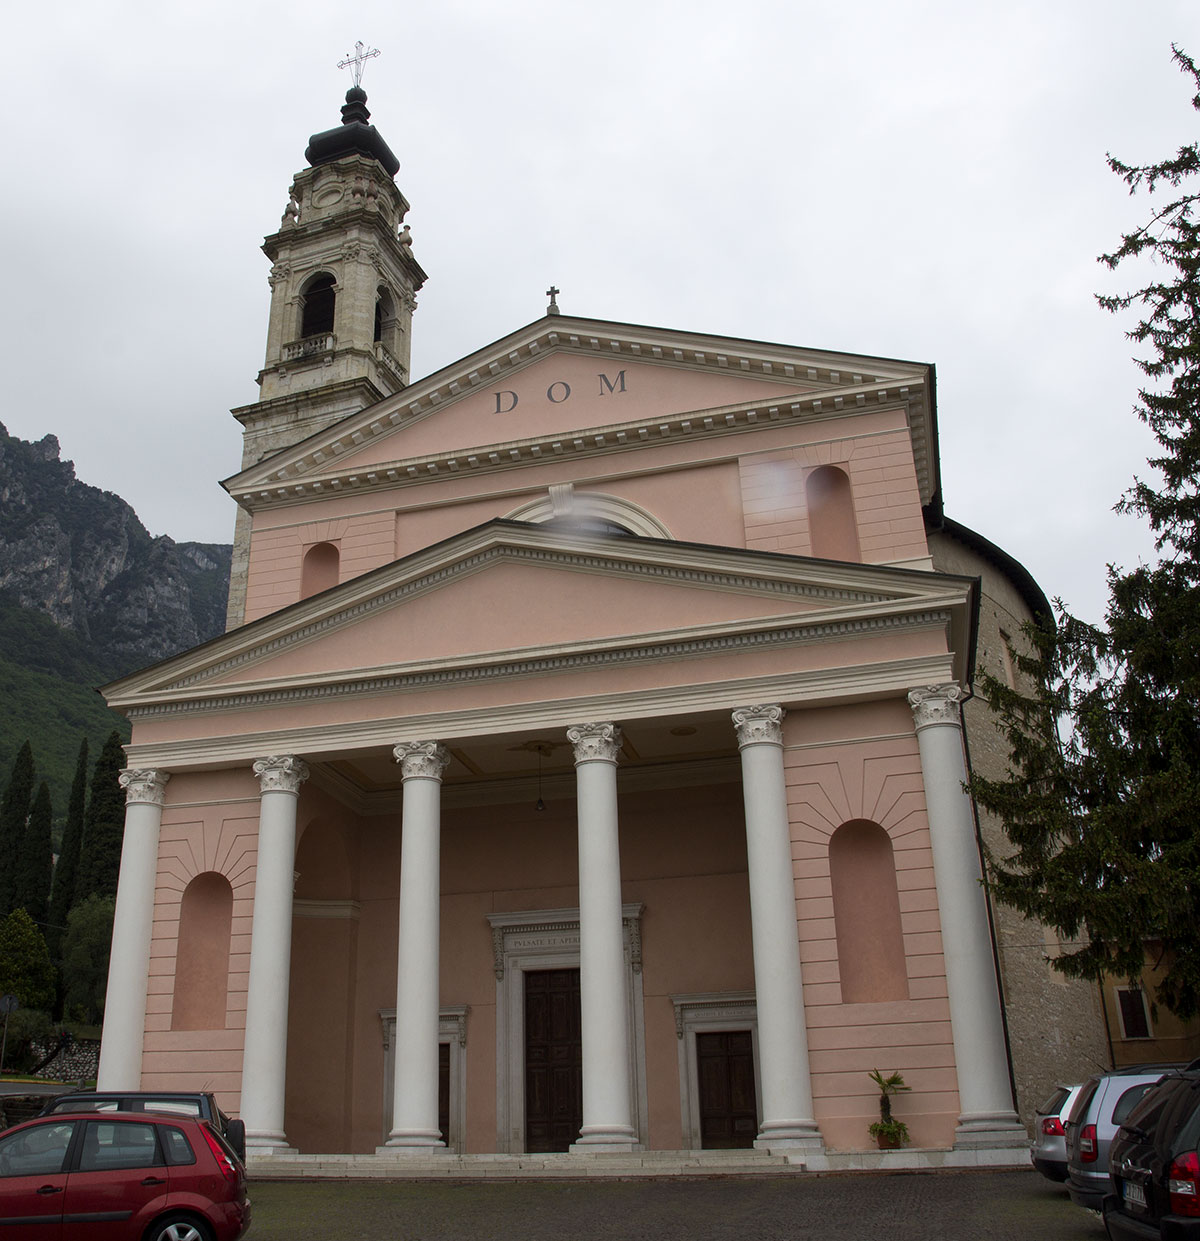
[972, 47, 1200, 1017]
[74, 731, 126, 903]
[47, 738, 88, 960]
[0, 907, 56, 1014]
[0, 741, 35, 915]
[14, 782, 52, 926]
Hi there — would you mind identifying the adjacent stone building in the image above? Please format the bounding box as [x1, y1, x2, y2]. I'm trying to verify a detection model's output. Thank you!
[96, 84, 1106, 1164]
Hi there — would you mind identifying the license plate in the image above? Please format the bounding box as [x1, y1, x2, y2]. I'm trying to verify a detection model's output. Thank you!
[1123, 1181, 1147, 1210]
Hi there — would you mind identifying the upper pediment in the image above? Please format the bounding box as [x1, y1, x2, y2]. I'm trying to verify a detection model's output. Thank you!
[224, 315, 936, 512]
[104, 520, 975, 721]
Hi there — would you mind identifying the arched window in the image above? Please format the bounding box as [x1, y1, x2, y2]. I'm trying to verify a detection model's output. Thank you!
[300, 542, 339, 598]
[300, 273, 336, 338]
[806, 465, 861, 562]
[171, 872, 233, 1030]
[829, 820, 909, 1004]
[504, 489, 672, 539]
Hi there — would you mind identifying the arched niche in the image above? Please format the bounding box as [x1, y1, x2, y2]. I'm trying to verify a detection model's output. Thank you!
[829, 819, 909, 1004]
[300, 541, 339, 599]
[171, 872, 233, 1030]
[806, 465, 861, 562]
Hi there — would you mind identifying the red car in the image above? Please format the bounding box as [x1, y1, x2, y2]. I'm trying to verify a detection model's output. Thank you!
[0, 1110, 250, 1241]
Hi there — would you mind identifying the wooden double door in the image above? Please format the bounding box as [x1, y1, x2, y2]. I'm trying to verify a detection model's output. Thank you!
[696, 1030, 758, 1149]
[524, 968, 583, 1152]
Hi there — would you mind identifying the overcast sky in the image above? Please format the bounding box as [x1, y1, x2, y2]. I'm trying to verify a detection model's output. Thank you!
[4, 0, 1199, 624]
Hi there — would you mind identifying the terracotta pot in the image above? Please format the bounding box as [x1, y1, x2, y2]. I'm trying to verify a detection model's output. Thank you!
[876, 1133, 902, 1150]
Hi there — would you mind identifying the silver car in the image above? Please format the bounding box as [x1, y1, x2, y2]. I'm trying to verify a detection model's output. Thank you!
[1064, 1064, 1186, 1211]
[1030, 1083, 1081, 1181]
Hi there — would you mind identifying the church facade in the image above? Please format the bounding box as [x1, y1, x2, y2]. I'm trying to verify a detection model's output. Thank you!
[97, 85, 1105, 1163]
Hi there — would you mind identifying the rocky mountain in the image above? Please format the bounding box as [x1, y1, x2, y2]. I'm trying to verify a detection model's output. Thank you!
[0, 422, 232, 811]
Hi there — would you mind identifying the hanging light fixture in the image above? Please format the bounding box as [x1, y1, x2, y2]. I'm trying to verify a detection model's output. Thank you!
[535, 746, 546, 812]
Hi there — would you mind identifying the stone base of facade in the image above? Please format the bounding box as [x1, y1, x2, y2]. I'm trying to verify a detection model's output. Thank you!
[953, 1112, 1029, 1149]
[246, 1145, 1032, 1179]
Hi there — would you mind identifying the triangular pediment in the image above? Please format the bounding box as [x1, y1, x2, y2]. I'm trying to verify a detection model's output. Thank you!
[105, 520, 975, 714]
[225, 315, 934, 510]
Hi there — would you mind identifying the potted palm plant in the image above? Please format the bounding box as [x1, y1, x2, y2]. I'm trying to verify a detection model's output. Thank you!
[867, 1068, 911, 1149]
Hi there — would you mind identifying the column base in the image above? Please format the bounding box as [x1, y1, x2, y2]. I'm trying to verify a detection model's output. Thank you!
[953, 1111, 1029, 1149]
[754, 1119, 824, 1153]
[245, 1132, 295, 1155]
[384, 1128, 447, 1150]
[570, 1123, 639, 1153]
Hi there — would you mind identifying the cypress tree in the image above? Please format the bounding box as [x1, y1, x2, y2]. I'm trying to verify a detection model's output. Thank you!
[14, 782, 53, 926]
[47, 738, 88, 959]
[0, 741, 35, 915]
[75, 731, 126, 902]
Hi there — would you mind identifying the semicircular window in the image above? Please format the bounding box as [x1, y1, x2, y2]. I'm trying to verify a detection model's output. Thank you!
[541, 516, 634, 537]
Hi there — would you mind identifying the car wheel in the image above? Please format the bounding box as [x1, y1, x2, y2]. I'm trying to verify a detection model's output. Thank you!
[145, 1214, 213, 1241]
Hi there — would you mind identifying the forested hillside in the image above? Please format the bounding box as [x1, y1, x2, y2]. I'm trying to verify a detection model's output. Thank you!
[0, 423, 232, 812]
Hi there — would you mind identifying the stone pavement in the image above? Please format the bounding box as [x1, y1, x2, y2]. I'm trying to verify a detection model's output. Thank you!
[245, 1169, 1107, 1241]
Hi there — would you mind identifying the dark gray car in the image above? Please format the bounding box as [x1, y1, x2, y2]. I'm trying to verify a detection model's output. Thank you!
[37, 1089, 246, 1162]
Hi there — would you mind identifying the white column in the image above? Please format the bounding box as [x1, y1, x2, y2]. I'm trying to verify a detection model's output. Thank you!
[908, 685, 1025, 1148]
[97, 769, 170, 1090]
[733, 705, 823, 1153]
[241, 755, 309, 1153]
[386, 741, 450, 1149]
[568, 722, 637, 1152]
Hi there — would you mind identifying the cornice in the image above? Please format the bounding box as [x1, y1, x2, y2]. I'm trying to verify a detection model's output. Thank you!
[103, 525, 973, 703]
[119, 651, 957, 773]
[229, 379, 928, 512]
[224, 319, 931, 507]
[117, 603, 957, 721]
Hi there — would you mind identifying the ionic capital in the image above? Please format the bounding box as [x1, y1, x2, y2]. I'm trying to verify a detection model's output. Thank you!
[119, 768, 170, 807]
[908, 684, 968, 731]
[393, 741, 450, 782]
[567, 722, 623, 765]
[732, 704, 785, 749]
[253, 755, 310, 795]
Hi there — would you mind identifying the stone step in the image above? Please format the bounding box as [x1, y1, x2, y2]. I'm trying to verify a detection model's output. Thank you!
[247, 1149, 804, 1180]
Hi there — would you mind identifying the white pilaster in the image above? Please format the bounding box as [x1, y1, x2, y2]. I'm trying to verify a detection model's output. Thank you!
[732, 705, 823, 1152]
[385, 741, 450, 1149]
[96, 769, 170, 1090]
[568, 722, 638, 1152]
[908, 685, 1025, 1148]
[241, 755, 309, 1153]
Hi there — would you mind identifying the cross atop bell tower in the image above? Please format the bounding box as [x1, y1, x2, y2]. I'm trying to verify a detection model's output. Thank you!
[226, 57, 428, 627]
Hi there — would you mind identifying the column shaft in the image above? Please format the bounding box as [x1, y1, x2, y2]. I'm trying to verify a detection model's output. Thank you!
[569, 722, 637, 1151]
[97, 769, 170, 1090]
[733, 706, 822, 1152]
[909, 686, 1025, 1148]
[242, 756, 308, 1152]
[386, 742, 449, 1149]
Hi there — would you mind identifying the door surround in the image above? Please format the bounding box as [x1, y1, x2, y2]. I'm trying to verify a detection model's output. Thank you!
[487, 905, 647, 1153]
[670, 991, 759, 1149]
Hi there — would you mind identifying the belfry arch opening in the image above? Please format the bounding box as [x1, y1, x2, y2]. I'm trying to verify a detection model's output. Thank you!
[300, 272, 336, 338]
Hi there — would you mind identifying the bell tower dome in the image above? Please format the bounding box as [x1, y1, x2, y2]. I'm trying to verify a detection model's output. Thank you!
[225, 79, 427, 628]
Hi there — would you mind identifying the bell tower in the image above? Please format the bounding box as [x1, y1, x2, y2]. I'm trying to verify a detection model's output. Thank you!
[225, 76, 427, 628]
